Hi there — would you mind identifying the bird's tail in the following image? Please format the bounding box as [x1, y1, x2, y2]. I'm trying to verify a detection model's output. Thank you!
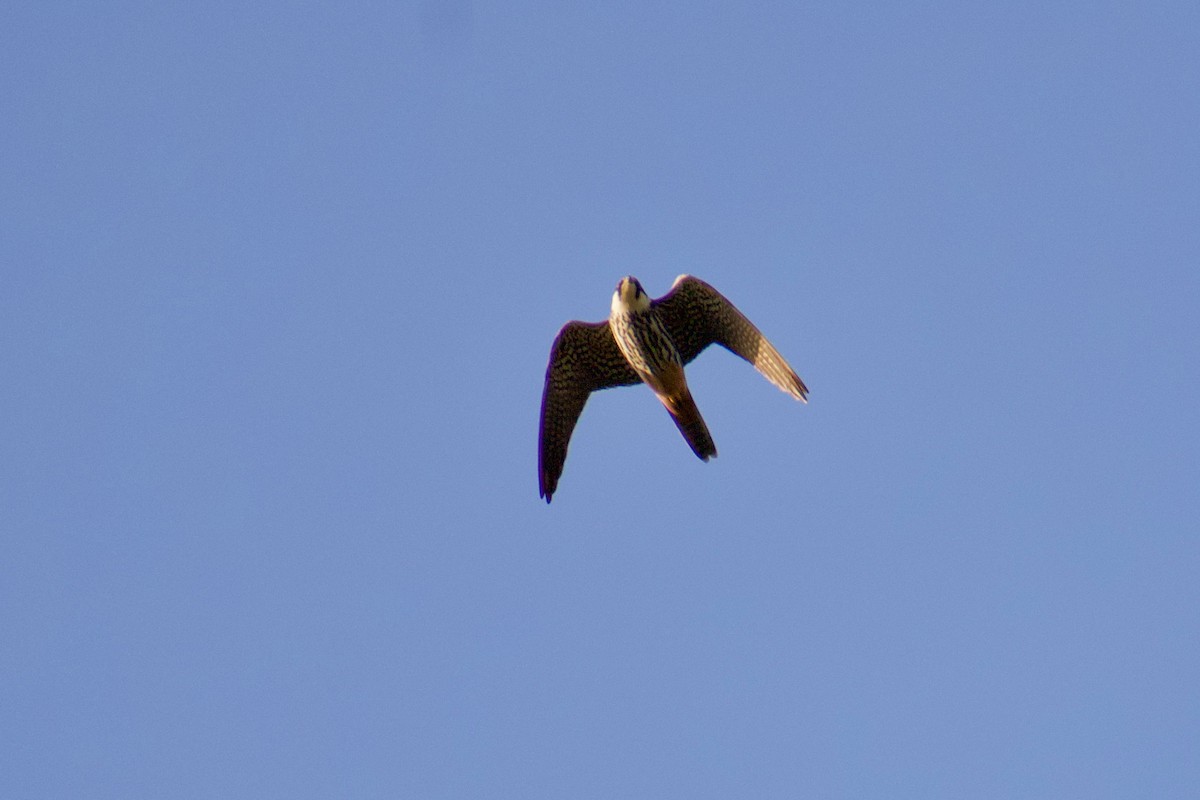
[664, 390, 717, 461]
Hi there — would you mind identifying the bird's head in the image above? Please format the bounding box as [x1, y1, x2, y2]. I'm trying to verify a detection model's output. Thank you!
[611, 276, 650, 314]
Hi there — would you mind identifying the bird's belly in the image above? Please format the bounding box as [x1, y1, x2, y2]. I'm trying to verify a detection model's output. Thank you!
[611, 312, 682, 379]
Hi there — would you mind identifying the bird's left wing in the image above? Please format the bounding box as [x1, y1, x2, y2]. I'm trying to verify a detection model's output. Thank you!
[538, 320, 640, 502]
[653, 275, 808, 401]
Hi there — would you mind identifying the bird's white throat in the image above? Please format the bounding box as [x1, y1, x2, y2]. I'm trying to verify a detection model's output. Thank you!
[611, 278, 650, 315]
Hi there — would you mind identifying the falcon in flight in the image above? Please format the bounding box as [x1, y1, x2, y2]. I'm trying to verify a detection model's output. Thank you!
[538, 275, 808, 502]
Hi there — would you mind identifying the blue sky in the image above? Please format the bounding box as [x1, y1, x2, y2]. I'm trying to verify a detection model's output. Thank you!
[3, 2, 1198, 797]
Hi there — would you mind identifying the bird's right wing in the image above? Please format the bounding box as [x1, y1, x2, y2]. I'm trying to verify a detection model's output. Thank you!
[654, 275, 808, 402]
[538, 320, 640, 503]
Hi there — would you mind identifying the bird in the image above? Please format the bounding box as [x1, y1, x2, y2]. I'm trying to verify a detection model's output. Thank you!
[538, 274, 808, 502]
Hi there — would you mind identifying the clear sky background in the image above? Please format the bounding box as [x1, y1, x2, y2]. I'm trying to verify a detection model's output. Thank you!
[3, 2, 1198, 797]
